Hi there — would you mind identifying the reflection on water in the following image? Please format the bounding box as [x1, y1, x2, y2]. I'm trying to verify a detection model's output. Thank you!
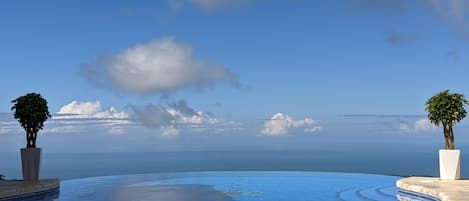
[52, 172, 402, 201]
[110, 184, 233, 201]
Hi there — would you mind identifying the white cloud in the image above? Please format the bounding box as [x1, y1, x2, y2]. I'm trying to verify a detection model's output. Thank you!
[51, 101, 130, 135]
[81, 37, 239, 95]
[131, 101, 219, 128]
[399, 119, 439, 134]
[129, 104, 175, 129]
[57, 101, 128, 119]
[2, 100, 237, 137]
[171, 110, 220, 125]
[57, 101, 100, 116]
[129, 100, 237, 137]
[260, 113, 321, 136]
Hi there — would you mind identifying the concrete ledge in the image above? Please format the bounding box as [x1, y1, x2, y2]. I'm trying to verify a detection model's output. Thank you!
[0, 179, 59, 200]
[397, 177, 469, 201]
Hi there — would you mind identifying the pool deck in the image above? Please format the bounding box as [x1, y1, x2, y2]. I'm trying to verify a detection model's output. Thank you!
[0, 179, 59, 200]
[397, 177, 469, 201]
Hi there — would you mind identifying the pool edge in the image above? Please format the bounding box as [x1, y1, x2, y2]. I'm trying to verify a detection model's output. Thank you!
[396, 177, 469, 201]
[0, 179, 60, 201]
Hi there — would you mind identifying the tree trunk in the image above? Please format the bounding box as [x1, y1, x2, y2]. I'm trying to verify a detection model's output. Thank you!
[32, 132, 37, 148]
[25, 133, 28, 148]
[449, 126, 455, 149]
[26, 127, 36, 148]
[26, 131, 32, 148]
[443, 123, 450, 149]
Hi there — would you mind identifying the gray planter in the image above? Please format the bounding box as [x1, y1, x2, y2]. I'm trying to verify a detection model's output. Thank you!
[21, 148, 41, 181]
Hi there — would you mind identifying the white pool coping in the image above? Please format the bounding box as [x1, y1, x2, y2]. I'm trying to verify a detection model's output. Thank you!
[397, 177, 469, 201]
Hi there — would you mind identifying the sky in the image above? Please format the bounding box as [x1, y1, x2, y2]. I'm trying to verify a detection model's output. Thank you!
[1, 0, 469, 153]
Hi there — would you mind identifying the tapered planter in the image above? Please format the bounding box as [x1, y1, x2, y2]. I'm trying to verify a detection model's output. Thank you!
[21, 148, 41, 181]
[439, 149, 460, 180]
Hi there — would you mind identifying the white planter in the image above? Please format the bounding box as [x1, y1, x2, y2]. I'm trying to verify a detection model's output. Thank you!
[439, 149, 460, 180]
[21, 148, 41, 181]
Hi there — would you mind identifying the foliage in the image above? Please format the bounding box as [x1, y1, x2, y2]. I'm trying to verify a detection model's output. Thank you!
[11, 93, 51, 148]
[426, 90, 468, 149]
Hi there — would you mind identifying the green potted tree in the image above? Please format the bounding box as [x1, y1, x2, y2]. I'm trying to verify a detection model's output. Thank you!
[426, 89, 468, 180]
[11, 93, 51, 181]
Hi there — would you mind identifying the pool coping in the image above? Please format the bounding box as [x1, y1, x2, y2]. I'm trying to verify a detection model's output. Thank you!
[0, 179, 60, 201]
[396, 177, 469, 201]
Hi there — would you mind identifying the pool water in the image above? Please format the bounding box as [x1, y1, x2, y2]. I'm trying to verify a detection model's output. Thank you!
[54, 172, 400, 201]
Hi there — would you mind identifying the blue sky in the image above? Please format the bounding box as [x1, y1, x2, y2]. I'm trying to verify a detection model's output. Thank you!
[1, 0, 469, 153]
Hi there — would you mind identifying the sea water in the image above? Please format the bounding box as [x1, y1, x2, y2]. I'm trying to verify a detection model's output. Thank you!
[0, 150, 451, 180]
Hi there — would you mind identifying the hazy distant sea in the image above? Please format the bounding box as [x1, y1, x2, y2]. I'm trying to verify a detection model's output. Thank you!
[1, 150, 464, 180]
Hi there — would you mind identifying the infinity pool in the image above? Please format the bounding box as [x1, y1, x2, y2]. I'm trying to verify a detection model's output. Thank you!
[53, 172, 401, 201]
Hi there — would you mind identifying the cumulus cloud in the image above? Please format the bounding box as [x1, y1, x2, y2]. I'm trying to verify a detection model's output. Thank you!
[170, 100, 198, 116]
[128, 104, 176, 129]
[129, 100, 234, 137]
[4, 100, 238, 137]
[0, 102, 131, 136]
[399, 119, 439, 133]
[0, 100, 239, 137]
[260, 113, 321, 136]
[53, 101, 130, 135]
[57, 101, 128, 119]
[422, 0, 469, 38]
[81, 37, 239, 95]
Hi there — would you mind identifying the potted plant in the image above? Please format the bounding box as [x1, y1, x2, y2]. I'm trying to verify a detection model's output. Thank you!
[426, 89, 468, 180]
[11, 93, 51, 181]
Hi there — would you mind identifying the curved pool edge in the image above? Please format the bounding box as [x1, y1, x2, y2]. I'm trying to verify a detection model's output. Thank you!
[0, 179, 59, 201]
[60, 171, 402, 182]
[397, 177, 469, 201]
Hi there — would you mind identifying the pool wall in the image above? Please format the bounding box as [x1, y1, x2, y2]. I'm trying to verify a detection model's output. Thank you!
[397, 188, 441, 201]
[0, 179, 59, 201]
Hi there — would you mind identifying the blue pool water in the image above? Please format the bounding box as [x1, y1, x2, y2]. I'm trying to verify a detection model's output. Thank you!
[54, 172, 401, 201]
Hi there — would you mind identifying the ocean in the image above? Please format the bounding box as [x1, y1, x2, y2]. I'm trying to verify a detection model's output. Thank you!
[0, 150, 461, 180]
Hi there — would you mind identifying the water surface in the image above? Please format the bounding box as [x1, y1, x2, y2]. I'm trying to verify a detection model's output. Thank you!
[57, 172, 400, 201]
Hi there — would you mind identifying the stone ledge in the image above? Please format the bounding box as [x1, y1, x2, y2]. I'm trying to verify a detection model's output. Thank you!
[396, 177, 469, 201]
[0, 179, 59, 200]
